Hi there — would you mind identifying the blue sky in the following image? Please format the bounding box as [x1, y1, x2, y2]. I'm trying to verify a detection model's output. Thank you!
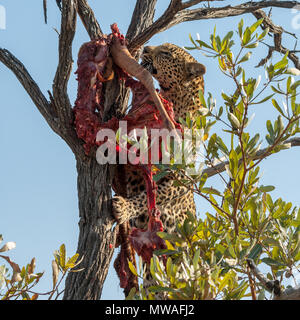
[0, 1, 300, 300]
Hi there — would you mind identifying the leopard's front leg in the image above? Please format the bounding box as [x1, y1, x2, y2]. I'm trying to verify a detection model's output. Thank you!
[112, 175, 195, 229]
[112, 191, 149, 229]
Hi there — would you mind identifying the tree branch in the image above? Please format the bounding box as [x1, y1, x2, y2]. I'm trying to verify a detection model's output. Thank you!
[50, 0, 87, 158]
[0, 48, 58, 133]
[253, 9, 300, 69]
[163, 1, 300, 33]
[53, 0, 77, 125]
[128, 0, 184, 52]
[128, 0, 300, 52]
[126, 0, 157, 44]
[76, 0, 103, 39]
[0, 0, 85, 158]
[247, 258, 300, 300]
[181, 0, 223, 10]
[246, 258, 281, 295]
[203, 137, 300, 178]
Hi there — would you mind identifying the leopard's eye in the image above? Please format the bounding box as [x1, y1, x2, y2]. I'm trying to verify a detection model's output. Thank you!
[159, 50, 173, 58]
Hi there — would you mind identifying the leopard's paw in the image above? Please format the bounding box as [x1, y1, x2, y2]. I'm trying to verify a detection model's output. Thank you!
[112, 196, 129, 224]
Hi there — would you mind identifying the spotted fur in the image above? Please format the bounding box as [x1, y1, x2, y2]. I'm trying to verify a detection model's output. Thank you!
[112, 43, 206, 296]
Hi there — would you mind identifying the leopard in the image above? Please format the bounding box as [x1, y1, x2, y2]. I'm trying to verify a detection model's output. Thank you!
[112, 43, 206, 295]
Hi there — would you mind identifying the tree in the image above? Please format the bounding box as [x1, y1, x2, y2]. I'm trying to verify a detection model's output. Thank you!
[0, 0, 300, 300]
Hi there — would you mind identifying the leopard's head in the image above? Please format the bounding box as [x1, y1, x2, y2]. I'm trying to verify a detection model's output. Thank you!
[141, 43, 206, 93]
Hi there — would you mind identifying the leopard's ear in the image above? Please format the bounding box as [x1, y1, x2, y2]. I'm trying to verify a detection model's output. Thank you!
[185, 62, 206, 80]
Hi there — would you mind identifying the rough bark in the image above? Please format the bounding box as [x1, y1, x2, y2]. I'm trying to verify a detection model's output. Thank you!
[63, 157, 117, 300]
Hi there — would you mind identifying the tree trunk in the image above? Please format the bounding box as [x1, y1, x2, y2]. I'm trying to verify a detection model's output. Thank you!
[63, 73, 129, 299]
[62, 156, 118, 300]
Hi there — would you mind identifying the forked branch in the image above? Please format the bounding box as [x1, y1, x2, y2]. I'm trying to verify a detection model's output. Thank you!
[129, 0, 300, 51]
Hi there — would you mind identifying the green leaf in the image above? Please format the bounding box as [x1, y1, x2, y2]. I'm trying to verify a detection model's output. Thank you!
[238, 19, 244, 38]
[290, 80, 300, 91]
[244, 42, 259, 49]
[228, 112, 241, 129]
[237, 52, 252, 64]
[125, 287, 137, 300]
[157, 232, 183, 244]
[250, 18, 264, 34]
[248, 244, 262, 260]
[198, 90, 207, 108]
[196, 40, 213, 50]
[266, 120, 274, 137]
[251, 93, 275, 105]
[261, 257, 284, 267]
[259, 185, 275, 192]
[271, 85, 284, 95]
[154, 249, 178, 256]
[128, 260, 138, 276]
[188, 33, 197, 47]
[65, 253, 79, 269]
[193, 249, 200, 270]
[201, 187, 222, 196]
[274, 56, 288, 70]
[59, 244, 66, 268]
[219, 271, 233, 291]
[258, 289, 265, 300]
[272, 99, 285, 117]
[223, 31, 234, 43]
[242, 28, 252, 46]
[257, 27, 269, 41]
[153, 170, 169, 182]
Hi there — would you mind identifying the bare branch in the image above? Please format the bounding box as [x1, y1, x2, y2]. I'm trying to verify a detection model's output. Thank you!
[0, 48, 57, 132]
[43, 0, 47, 24]
[76, 0, 103, 39]
[181, 0, 223, 10]
[128, 0, 300, 51]
[253, 9, 300, 69]
[0, 1, 85, 158]
[164, 1, 300, 32]
[53, 0, 77, 125]
[204, 137, 300, 178]
[50, 0, 88, 159]
[126, 0, 157, 45]
[128, 0, 184, 52]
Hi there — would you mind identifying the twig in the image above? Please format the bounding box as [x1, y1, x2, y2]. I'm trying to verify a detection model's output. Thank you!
[43, 0, 47, 24]
[247, 263, 257, 300]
